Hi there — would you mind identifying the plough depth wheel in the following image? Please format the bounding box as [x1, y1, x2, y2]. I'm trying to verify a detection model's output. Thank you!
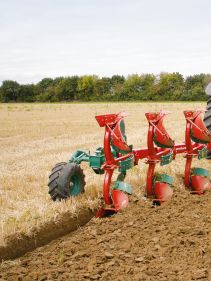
[48, 162, 85, 201]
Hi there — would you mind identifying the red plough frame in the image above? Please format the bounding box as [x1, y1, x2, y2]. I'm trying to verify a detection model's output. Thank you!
[95, 110, 211, 217]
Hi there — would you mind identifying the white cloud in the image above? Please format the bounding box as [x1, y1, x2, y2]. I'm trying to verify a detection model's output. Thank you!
[0, 0, 211, 84]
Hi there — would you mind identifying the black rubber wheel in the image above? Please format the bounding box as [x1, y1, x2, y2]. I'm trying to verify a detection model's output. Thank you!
[204, 98, 211, 132]
[204, 98, 211, 159]
[48, 162, 85, 201]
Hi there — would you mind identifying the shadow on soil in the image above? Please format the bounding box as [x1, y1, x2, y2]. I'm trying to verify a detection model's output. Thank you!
[0, 208, 95, 261]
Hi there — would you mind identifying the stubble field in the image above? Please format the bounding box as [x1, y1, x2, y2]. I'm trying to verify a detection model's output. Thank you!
[0, 102, 210, 258]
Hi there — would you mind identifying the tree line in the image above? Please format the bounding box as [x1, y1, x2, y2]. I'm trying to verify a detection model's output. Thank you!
[0, 72, 211, 102]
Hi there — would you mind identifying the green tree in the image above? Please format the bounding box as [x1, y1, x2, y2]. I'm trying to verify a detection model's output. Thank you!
[156, 72, 184, 100]
[0, 80, 20, 102]
[93, 77, 112, 100]
[77, 75, 98, 100]
[182, 74, 208, 101]
[124, 74, 142, 99]
[111, 75, 125, 84]
[18, 84, 35, 102]
[34, 78, 54, 99]
[1, 73, 210, 103]
[54, 76, 79, 101]
[53, 77, 63, 86]
[110, 75, 125, 100]
[36, 87, 59, 102]
[124, 74, 155, 100]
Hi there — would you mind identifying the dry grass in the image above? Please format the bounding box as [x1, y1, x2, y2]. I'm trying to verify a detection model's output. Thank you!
[0, 102, 209, 246]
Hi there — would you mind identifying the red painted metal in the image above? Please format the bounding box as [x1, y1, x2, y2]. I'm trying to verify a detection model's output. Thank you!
[184, 110, 211, 143]
[95, 109, 211, 216]
[95, 207, 117, 218]
[144, 111, 174, 201]
[184, 118, 193, 187]
[95, 189, 129, 218]
[145, 111, 175, 148]
[191, 176, 211, 194]
[153, 182, 173, 204]
[95, 112, 132, 217]
[173, 143, 187, 154]
[114, 152, 133, 164]
[183, 110, 211, 191]
[103, 125, 115, 165]
[112, 120, 131, 152]
[112, 190, 129, 211]
[146, 163, 156, 197]
[103, 170, 113, 205]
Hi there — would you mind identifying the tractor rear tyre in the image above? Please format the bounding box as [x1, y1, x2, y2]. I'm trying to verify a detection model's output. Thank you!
[204, 98, 211, 132]
[204, 98, 211, 159]
[48, 162, 85, 201]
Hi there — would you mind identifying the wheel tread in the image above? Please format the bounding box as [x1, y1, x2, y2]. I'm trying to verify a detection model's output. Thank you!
[48, 162, 85, 201]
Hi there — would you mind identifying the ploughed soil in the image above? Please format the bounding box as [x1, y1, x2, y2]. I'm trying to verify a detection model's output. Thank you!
[0, 208, 95, 261]
[0, 190, 211, 281]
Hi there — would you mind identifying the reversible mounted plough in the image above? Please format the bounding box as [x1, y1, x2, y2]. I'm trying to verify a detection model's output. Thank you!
[48, 85, 211, 218]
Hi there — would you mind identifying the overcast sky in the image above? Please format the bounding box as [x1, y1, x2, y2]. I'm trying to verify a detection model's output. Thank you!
[0, 0, 211, 84]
